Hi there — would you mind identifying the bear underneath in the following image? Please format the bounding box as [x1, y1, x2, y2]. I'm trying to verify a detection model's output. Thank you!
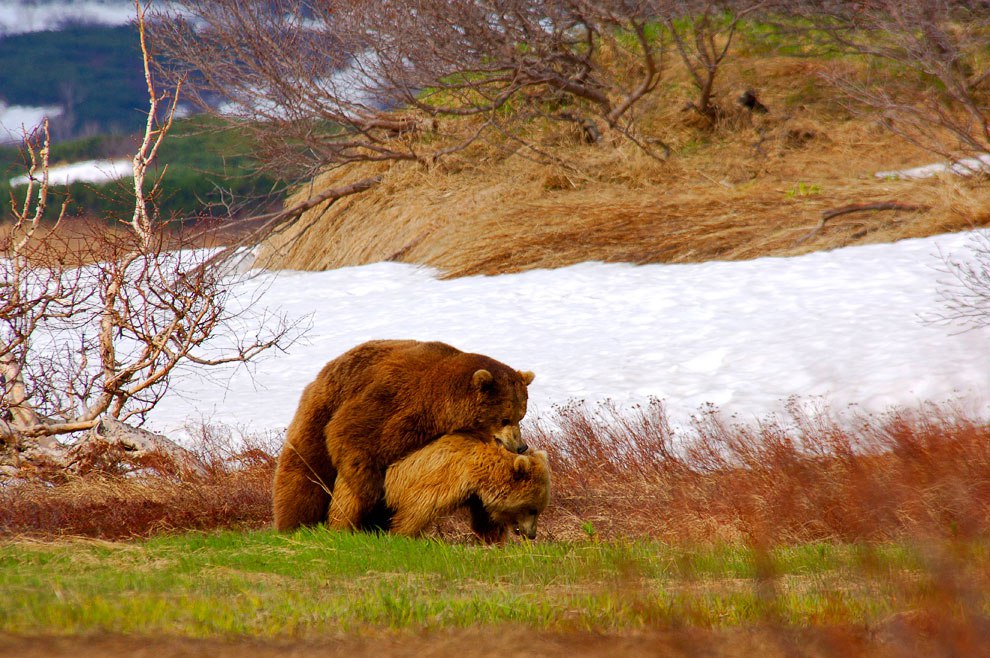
[384, 431, 551, 542]
[273, 339, 535, 532]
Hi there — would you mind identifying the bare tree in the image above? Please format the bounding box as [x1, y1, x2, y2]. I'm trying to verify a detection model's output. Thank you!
[933, 231, 990, 330]
[663, 1, 768, 121]
[154, 0, 685, 176]
[1, 2, 299, 475]
[793, 0, 990, 164]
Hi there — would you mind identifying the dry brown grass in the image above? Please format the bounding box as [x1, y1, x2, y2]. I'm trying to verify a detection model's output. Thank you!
[258, 56, 990, 277]
[3, 402, 987, 547]
[530, 400, 990, 545]
[0, 428, 275, 539]
[0, 216, 248, 267]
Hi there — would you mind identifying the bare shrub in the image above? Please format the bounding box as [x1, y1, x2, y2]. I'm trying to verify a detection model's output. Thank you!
[0, 424, 277, 539]
[1, 3, 299, 476]
[932, 230, 990, 330]
[155, 0, 686, 173]
[663, 1, 770, 122]
[794, 0, 990, 164]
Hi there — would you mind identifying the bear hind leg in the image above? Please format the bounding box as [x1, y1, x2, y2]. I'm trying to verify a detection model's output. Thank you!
[273, 448, 336, 531]
[327, 462, 385, 531]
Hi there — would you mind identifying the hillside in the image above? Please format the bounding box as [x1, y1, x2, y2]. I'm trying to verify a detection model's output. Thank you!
[0, 117, 278, 232]
[0, 25, 145, 139]
[257, 55, 990, 277]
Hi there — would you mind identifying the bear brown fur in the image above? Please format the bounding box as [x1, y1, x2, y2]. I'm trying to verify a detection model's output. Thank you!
[384, 431, 551, 542]
[273, 339, 535, 532]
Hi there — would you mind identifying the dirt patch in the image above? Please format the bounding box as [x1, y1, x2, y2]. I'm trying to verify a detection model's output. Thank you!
[0, 626, 912, 658]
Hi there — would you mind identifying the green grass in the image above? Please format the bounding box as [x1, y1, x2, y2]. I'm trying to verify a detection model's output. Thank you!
[1, 530, 982, 638]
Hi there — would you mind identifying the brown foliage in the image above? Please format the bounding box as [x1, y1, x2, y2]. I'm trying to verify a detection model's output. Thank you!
[3, 402, 988, 547]
[530, 399, 990, 544]
[0, 427, 276, 539]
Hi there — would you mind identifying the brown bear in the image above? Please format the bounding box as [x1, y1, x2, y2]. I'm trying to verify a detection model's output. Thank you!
[384, 431, 551, 542]
[273, 339, 535, 532]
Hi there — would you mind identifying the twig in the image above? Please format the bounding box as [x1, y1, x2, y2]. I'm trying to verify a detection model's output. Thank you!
[796, 202, 930, 245]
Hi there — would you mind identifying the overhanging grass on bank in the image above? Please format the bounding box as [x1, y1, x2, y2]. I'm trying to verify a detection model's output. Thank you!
[1, 530, 986, 637]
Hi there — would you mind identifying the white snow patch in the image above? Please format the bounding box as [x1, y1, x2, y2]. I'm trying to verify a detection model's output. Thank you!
[0, 1, 136, 35]
[9, 158, 132, 187]
[0, 104, 62, 144]
[139, 230, 990, 440]
[876, 154, 990, 180]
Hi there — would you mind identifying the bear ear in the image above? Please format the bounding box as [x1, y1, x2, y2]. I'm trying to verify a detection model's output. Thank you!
[472, 369, 494, 390]
[517, 370, 535, 386]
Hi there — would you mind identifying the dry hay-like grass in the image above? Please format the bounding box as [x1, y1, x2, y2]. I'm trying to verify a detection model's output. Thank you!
[257, 55, 990, 277]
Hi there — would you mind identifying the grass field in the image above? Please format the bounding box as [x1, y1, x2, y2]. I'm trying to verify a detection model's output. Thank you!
[2, 405, 989, 655]
[1, 530, 986, 640]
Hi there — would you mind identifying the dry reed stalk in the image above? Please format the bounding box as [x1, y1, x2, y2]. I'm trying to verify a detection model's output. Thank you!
[530, 400, 990, 545]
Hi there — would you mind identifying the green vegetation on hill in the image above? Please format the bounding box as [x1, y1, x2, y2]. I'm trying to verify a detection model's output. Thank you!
[0, 25, 146, 137]
[0, 117, 281, 224]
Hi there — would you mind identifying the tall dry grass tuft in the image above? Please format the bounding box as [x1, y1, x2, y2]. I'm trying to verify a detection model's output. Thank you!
[0, 426, 276, 539]
[2, 402, 988, 546]
[529, 399, 990, 545]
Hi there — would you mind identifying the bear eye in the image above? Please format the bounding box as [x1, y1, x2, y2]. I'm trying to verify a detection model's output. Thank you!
[501, 418, 511, 427]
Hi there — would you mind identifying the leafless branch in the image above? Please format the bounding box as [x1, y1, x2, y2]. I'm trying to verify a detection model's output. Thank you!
[1, 2, 301, 472]
[153, 0, 707, 176]
[794, 0, 990, 163]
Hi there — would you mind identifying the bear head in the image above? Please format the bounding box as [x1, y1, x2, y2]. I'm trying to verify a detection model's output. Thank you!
[465, 363, 535, 454]
[485, 448, 551, 540]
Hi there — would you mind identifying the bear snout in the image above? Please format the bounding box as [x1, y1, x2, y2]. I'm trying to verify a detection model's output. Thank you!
[493, 424, 527, 453]
[514, 523, 537, 540]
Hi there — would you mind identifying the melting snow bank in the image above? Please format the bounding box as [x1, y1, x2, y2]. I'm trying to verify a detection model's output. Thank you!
[0, 104, 62, 144]
[877, 154, 990, 180]
[0, 1, 137, 35]
[145, 230, 990, 441]
[8, 158, 132, 187]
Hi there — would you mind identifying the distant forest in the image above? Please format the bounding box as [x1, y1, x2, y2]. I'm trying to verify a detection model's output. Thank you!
[0, 25, 147, 139]
[0, 25, 279, 224]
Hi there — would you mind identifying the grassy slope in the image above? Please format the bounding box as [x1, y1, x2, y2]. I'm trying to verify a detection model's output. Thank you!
[258, 56, 989, 277]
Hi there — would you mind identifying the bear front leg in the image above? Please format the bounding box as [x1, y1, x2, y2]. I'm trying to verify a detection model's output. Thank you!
[467, 495, 508, 544]
[327, 461, 385, 531]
